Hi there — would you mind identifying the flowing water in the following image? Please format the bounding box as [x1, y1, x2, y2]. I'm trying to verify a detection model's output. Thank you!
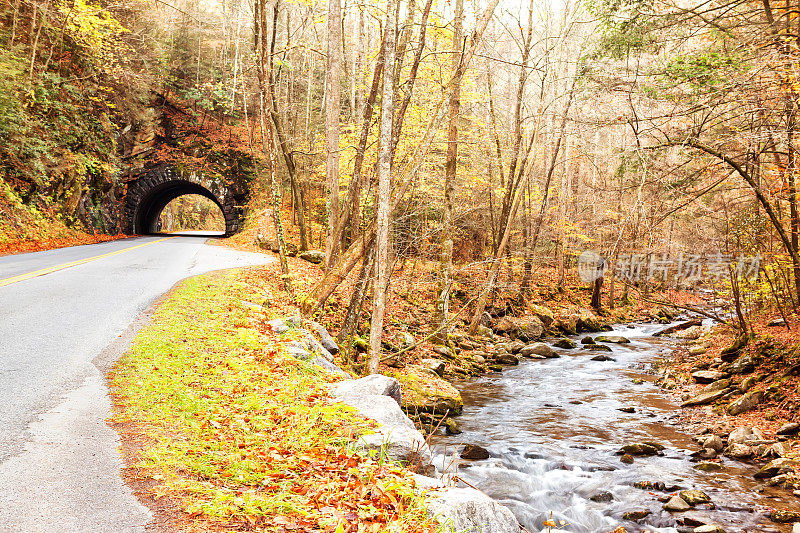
[431, 322, 798, 533]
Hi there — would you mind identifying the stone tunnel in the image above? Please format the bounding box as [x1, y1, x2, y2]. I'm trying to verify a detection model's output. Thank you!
[122, 165, 246, 236]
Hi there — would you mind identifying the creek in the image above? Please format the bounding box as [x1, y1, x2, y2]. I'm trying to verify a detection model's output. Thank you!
[431, 322, 798, 533]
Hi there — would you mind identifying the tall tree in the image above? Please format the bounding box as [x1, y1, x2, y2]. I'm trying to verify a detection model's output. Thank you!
[434, 0, 463, 344]
[367, 0, 398, 374]
[324, 0, 342, 269]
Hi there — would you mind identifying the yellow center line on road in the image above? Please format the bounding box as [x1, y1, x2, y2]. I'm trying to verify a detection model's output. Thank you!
[0, 236, 175, 288]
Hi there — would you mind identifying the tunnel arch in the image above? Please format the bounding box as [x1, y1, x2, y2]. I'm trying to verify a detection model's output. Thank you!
[122, 166, 244, 235]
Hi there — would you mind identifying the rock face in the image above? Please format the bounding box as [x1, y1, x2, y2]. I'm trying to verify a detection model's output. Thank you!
[331, 375, 432, 473]
[425, 487, 522, 533]
[727, 390, 763, 415]
[299, 250, 325, 264]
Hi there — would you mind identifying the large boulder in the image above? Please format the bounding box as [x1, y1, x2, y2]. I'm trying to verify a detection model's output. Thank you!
[576, 311, 603, 332]
[333, 375, 402, 405]
[691, 371, 728, 384]
[492, 316, 544, 341]
[331, 376, 432, 472]
[394, 366, 463, 415]
[426, 487, 522, 533]
[728, 426, 759, 445]
[724, 352, 759, 374]
[552, 313, 579, 335]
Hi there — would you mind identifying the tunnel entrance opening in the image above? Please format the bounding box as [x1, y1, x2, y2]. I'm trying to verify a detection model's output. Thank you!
[122, 167, 244, 236]
[156, 194, 226, 234]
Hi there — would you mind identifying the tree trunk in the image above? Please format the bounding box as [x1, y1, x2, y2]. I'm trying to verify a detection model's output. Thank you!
[324, 0, 342, 269]
[368, 0, 398, 375]
[434, 0, 462, 345]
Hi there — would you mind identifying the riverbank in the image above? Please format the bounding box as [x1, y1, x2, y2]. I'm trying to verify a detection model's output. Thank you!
[653, 318, 800, 528]
[110, 269, 436, 532]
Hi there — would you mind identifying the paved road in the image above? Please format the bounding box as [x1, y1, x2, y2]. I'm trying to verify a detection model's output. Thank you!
[0, 233, 272, 532]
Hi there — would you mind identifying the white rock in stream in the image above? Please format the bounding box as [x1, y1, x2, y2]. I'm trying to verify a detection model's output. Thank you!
[426, 487, 522, 533]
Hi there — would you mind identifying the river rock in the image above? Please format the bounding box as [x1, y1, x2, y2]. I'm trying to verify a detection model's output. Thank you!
[395, 367, 463, 415]
[507, 340, 525, 354]
[553, 338, 577, 349]
[492, 316, 544, 342]
[494, 353, 519, 365]
[755, 458, 797, 479]
[727, 390, 763, 415]
[461, 444, 491, 460]
[426, 486, 521, 533]
[701, 434, 724, 452]
[595, 335, 630, 344]
[694, 462, 722, 472]
[520, 342, 557, 358]
[591, 354, 615, 361]
[308, 321, 339, 354]
[691, 448, 718, 460]
[529, 304, 555, 326]
[720, 335, 749, 361]
[622, 510, 650, 521]
[433, 345, 455, 359]
[771, 510, 800, 523]
[576, 311, 603, 332]
[694, 526, 726, 533]
[724, 443, 753, 459]
[691, 371, 728, 384]
[779, 422, 800, 436]
[680, 489, 711, 506]
[444, 418, 462, 435]
[299, 250, 325, 264]
[332, 379, 432, 472]
[728, 426, 758, 445]
[587, 344, 613, 352]
[725, 352, 758, 374]
[581, 336, 596, 345]
[620, 454, 634, 463]
[689, 346, 708, 356]
[552, 314, 579, 335]
[421, 358, 446, 377]
[681, 379, 732, 407]
[618, 442, 664, 456]
[665, 495, 692, 512]
[769, 441, 793, 458]
[590, 492, 614, 502]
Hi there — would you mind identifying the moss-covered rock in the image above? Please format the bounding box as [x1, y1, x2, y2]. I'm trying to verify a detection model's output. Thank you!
[393, 365, 463, 416]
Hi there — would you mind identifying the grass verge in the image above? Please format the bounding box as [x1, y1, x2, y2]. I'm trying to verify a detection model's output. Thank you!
[110, 269, 436, 532]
